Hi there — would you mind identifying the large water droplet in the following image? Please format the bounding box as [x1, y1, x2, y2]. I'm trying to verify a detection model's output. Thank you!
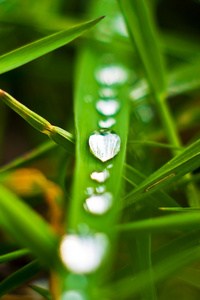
[99, 87, 118, 98]
[60, 233, 109, 274]
[89, 130, 121, 162]
[98, 117, 116, 129]
[95, 65, 128, 86]
[90, 169, 110, 183]
[84, 192, 113, 215]
[96, 99, 120, 116]
[61, 290, 86, 300]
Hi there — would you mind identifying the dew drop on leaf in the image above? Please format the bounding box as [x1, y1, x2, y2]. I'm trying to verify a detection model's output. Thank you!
[84, 192, 113, 215]
[60, 233, 109, 274]
[96, 99, 120, 116]
[89, 129, 121, 162]
[98, 117, 116, 129]
[95, 65, 128, 86]
[99, 87, 118, 98]
[90, 169, 110, 183]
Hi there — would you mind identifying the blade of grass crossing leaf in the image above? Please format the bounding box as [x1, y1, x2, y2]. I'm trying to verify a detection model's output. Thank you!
[29, 285, 52, 300]
[0, 140, 57, 173]
[117, 212, 200, 234]
[136, 234, 157, 300]
[118, 0, 166, 97]
[0, 90, 75, 154]
[0, 17, 104, 74]
[122, 139, 200, 208]
[0, 184, 62, 271]
[118, 0, 183, 153]
[0, 249, 30, 264]
[0, 260, 42, 297]
[123, 163, 179, 209]
[105, 245, 200, 299]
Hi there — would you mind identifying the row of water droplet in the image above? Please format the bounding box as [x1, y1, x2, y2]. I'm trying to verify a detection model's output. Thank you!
[59, 62, 129, 299]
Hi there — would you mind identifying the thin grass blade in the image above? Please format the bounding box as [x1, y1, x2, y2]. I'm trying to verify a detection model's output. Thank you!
[0, 90, 75, 154]
[0, 184, 61, 270]
[0, 17, 104, 74]
[118, 0, 166, 98]
[0, 260, 42, 298]
[0, 249, 30, 264]
[122, 139, 200, 208]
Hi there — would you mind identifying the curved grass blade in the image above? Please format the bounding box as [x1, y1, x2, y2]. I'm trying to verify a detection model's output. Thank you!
[29, 285, 52, 300]
[122, 139, 200, 208]
[0, 16, 104, 74]
[128, 140, 183, 150]
[105, 245, 200, 299]
[0, 90, 75, 154]
[179, 268, 200, 290]
[0, 249, 30, 264]
[0, 140, 57, 173]
[123, 163, 179, 209]
[117, 212, 200, 234]
[168, 60, 200, 96]
[135, 234, 156, 300]
[0, 260, 42, 298]
[0, 184, 61, 271]
[118, 0, 166, 98]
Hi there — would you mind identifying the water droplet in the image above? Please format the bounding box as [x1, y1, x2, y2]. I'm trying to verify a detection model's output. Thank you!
[90, 169, 110, 183]
[106, 164, 113, 169]
[84, 95, 93, 103]
[89, 130, 121, 162]
[95, 65, 128, 86]
[85, 187, 94, 196]
[95, 185, 106, 194]
[61, 290, 86, 300]
[99, 87, 118, 98]
[145, 173, 176, 192]
[98, 118, 116, 129]
[84, 192, 113, 215]
[60, 233, 109, 274]
[96, 99, 120, 116]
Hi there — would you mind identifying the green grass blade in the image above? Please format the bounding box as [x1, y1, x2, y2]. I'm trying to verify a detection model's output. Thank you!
[179, 268, 200, 289]
[123, 163, 179, 209]
[106, 245, 200, 299]
[168, 60, 200, 96]
[0, 184, 61, 270]
[0, 260, 42, 297]
[122, 139, 200, 208]
[29, 285, 52, 300]
[117, 212, 200, 234]
[0, 16, 104, 74]
[0, 90, 75, 154]
[0, 249, 30, 264]
[118, 0, 166, 98]
[0, 140, 57, 173]
[135, 234, 157, 300]
[128, 140, 183, 150]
